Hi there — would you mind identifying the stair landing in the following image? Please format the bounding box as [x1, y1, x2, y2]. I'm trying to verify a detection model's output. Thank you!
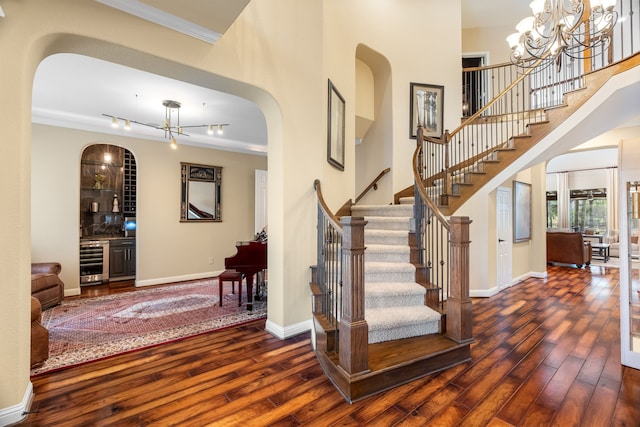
[315, 331, 471, 403]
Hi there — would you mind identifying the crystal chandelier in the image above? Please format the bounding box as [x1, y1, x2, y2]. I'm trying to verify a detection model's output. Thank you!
[506, 0, 618, 72]
[103, 100, 228, 149]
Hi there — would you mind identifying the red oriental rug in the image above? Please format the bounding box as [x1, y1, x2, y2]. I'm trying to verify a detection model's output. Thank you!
[31, 279, 267, 376]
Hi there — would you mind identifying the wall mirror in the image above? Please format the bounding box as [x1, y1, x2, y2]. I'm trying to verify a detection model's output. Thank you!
[180, 162, 222, 222]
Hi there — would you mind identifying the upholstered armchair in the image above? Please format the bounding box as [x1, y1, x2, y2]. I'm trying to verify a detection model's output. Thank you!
[605, 229, 639, 258]
[31, 262, 64, 309]
[31, 296, 49, 368]
[546, 231, 592, 268]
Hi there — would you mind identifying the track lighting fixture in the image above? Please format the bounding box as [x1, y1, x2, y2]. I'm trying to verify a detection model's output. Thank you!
[103, 100, 229, 149]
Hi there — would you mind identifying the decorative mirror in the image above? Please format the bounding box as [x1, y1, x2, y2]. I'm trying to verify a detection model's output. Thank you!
[180, 162, 222, 222]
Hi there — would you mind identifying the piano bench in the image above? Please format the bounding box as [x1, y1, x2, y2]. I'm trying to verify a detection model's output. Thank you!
[218, 270, 244, 307]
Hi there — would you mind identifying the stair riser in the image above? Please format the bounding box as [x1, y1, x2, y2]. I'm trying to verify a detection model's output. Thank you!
[353, 206, 413, 217]
[367, 321, 440, 344]
[365, 234, 408, 245]
[365, 252, 409, 263]
[365, 294, 425, 309]
[364, 218, 412, 231]
[365, 271, 416, 283]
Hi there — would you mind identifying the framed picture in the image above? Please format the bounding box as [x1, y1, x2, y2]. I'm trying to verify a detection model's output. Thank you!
[327, 79, 345, 170]
[409, 82, 444, 139]
[513, 181, 532, 243]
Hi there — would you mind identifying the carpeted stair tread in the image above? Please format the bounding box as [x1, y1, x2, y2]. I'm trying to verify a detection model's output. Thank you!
[365, 281, 426, 308]
[362, 216, 412, 231]
[365, 305, 440, 344]
[365, 261, 415, 283]
[365, 244, 410, 262]
[365, 229, 409, 245]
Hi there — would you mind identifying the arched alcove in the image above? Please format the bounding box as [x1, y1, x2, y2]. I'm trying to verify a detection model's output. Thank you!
[354, 44, 393, 205]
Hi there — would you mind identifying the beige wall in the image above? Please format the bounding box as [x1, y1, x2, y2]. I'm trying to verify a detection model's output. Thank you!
[0, 0, 466, 415]
[463, 26, 513, 65]
[31, 124, 267, 294]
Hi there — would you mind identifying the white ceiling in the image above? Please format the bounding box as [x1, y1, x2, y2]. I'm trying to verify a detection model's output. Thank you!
[29, 1, 559, 155]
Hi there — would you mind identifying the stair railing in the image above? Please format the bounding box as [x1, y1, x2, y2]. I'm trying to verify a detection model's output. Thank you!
[426, 0, 638, 203]
[355, 167, 391, 204]
[413, 129, 473, 343]
[313, 180, 369, 376]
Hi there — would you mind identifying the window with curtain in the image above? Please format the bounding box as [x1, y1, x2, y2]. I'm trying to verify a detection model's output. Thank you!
[546, 188, 608, 232]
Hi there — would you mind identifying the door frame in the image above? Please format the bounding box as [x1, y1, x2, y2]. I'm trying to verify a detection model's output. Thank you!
[497, 186, 513, 291]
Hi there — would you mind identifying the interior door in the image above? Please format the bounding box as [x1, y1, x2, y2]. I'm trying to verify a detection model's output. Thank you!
[497, 187, 513, 291]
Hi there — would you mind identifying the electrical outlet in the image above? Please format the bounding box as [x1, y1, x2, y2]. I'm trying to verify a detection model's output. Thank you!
[208, 257, 214, 265]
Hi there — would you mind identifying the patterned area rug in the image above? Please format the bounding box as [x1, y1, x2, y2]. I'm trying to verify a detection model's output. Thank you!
[32, 279, 266, 376]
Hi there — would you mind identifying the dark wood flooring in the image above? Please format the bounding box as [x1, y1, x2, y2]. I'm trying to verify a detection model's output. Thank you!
[19, 265, 640, 426]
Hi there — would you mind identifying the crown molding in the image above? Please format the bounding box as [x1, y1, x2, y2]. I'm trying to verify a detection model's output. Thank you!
[96, 0, 221, 44]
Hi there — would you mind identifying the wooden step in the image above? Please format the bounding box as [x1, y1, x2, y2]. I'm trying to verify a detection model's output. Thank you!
[315, 333, 471, 403]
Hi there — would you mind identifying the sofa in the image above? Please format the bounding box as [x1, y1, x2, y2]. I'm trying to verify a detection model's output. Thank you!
[31, 296, 49, 368]
[547, 231, 592, 268]
[31, 262, 64, 310]
[603, 229, 640, 258]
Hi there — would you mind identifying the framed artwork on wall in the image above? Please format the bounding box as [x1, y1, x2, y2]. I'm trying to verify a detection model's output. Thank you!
[327, 79, 345, 170]
[513, 180, 532, 242]
[409, 82, 444, 139]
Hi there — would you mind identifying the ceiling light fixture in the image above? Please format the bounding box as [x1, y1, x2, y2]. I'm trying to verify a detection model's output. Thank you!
[103, 100, 229, 148]
[506, 0, 618, 72]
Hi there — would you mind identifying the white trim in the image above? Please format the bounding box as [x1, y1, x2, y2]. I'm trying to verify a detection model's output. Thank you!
[462, 51, 490, 65]
[470, 270, 547, 298]
[96, 0, 221, 44]
[135, 271, 224, 287]
[513, 271, 547, 283]
[65, 288, 81, 297]
[470, 286, 499, 298]
[265, 319, 312, 340]
[0, 382, 33, 426]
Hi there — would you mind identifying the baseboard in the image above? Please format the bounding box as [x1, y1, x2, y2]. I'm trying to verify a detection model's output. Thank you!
[470, 270, 547, 298]
[0, 381, 33, 426]
[135, 270, 224, 287]
[470, 286, 499, 298]
[65, 288, 81, 297]
[513, 270, 547, 283]
[265, 318, 312, 340]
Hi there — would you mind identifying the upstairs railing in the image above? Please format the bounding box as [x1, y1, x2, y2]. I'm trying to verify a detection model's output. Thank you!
[424, 0, 638, 202]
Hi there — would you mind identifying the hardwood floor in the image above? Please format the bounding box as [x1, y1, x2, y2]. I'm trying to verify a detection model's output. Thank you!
[20, 265, 640, 426]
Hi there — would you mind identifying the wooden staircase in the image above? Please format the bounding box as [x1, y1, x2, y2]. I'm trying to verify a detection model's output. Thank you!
[313, 47, 639, 404]
[398, 52, 640, 216]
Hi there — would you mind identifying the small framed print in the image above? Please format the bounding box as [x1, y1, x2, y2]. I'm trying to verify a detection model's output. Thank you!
[410, 82, 444, 139]
[327, 79, 345, 170]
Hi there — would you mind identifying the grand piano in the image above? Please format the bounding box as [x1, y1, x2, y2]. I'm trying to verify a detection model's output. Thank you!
[224, 240, 267, 310]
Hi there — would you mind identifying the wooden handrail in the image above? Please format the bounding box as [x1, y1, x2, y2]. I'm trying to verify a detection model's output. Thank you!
[447, 56, 547, 140]
[355, 167, 391, 204]
[314, 179, 342, 231]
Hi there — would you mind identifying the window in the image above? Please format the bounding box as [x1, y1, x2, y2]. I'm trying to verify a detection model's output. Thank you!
[569, 188, 607, 233]
[546, 188, 608, 232]
[546, 191, 558, 228]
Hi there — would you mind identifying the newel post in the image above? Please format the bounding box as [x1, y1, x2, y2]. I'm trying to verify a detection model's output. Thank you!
[446, 216, 473, 343]
[339, 216, 369, 375]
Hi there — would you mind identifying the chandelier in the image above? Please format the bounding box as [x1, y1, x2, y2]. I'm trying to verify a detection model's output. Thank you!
[103, 100, 229, 149]
[506, 0, 618, 72]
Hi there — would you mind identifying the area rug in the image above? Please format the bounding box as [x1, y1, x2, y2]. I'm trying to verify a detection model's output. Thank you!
[31, 279, 266, 376]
